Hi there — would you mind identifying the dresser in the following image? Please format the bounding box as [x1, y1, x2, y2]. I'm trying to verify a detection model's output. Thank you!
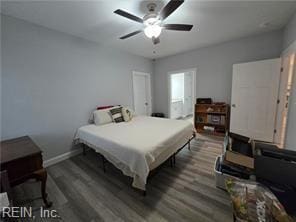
[0, 136, 52, 207]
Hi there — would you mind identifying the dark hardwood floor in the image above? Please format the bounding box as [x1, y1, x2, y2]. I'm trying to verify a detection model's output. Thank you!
[11, 137, 233, 222]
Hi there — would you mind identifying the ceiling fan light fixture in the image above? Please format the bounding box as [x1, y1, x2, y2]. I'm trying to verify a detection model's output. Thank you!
[115, 0, 192, 43]
[143, 15, 160, 26]
[144, 25, 162, 39]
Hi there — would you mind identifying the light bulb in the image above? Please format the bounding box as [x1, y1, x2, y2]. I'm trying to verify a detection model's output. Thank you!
[144, 25, 162, 39]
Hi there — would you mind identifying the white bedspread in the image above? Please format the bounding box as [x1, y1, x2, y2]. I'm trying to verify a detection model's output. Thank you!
[75, 116, 194, 190]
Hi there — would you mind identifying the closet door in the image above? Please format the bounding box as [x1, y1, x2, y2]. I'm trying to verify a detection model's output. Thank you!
[133, 72, 152, 116]
[230, 58, 281, 142]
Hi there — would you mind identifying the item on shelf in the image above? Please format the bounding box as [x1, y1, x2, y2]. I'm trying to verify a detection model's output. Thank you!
[213, 102, 226, 105]
[206, 107, 214, 112]
[211, 115, 221, 124]
[197, 116, 204, 123]
[203, 126, 215, 132]
[196, 98, 212, 104]
[207, 115, 211, 123]
[221, 116, 225, 125]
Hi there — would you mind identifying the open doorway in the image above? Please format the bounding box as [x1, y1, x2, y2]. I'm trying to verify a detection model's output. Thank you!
[168, 69, 196, 119]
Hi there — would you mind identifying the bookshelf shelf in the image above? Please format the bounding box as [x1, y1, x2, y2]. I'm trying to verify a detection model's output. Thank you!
[196, 111, 227, 115]
[196, 129, 226, 136]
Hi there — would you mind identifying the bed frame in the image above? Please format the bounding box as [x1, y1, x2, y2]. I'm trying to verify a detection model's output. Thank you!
[82, 132, 196, 195]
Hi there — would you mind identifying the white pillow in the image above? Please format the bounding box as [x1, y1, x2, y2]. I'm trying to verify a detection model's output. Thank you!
[89, 106, 116, 123]
[93, 109, 113, 125]
[122, 107, 134, 122]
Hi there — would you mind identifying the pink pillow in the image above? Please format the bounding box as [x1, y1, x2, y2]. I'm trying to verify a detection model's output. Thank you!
[96, 105, 114, 110]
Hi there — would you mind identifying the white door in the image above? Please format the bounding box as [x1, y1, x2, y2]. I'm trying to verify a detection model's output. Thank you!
[183, 72, 193, 116]
[230, 58, 281, 142]
[132, 72, 151, 116]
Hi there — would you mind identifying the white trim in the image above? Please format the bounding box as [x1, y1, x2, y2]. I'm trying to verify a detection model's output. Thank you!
[167, 68, 197, 119]
[132, 71, 152, 116]
[43, 149, 82, 167]
[274, 40, 296, 146]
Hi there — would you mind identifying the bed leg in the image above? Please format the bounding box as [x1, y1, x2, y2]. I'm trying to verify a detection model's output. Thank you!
[173, 154, 176, 165]
[170, 156, 174, 168]
[188, 140, 191, 150]
[83, 144, 86, 156]
[101, 155, 106, 173]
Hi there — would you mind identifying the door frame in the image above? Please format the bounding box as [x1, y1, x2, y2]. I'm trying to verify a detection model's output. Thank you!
[167, 68, 196, 119]
[274, 40, 296, 147]
[132, 71, 152, 116]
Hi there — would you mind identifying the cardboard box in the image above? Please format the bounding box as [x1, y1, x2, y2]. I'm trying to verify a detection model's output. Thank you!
[225, 150, 254, 169]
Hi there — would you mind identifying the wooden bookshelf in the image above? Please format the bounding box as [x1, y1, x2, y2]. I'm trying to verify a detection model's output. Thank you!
[194, 103, 230, 136]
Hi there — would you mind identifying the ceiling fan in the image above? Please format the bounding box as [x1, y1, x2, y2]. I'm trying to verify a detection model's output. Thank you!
[114, 0, 193, 45]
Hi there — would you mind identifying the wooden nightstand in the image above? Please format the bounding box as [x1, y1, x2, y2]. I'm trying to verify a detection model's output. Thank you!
[0, 136, 52, 208]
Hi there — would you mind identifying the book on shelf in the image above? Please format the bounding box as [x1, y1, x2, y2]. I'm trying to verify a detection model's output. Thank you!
[207, 115, 223, 125]
[207, 115, 211, 123]
[211, 115, 220, 124]
[221, 116, 225, 125]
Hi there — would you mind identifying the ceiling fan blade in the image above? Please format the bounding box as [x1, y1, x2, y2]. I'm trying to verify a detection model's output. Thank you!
[152, 37, 160, 45]
[159, 0, 184, 21]
[163, 24, 193, 31]
[119, 30, 142, 39]
[114, 9, 143, 23]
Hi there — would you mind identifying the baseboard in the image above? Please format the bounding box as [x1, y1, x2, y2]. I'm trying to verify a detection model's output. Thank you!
[43, 148, 82, 167]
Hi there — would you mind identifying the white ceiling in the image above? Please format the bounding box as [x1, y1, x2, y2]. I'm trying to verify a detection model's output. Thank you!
[1, 1, 296, 59]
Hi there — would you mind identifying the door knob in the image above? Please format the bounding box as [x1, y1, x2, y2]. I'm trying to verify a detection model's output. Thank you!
[232, 104, 236, 108]
[145, 102, 148, 106]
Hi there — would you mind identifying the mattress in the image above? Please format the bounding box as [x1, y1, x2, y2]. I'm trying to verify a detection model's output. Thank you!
[75, 116, 194, 190]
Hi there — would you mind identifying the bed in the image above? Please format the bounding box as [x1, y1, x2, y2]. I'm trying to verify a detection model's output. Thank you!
[74, 115, 195, 191]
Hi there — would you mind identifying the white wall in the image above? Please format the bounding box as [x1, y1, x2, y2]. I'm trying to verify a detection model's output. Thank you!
[283, 12, 296, 151]
[153, 30, 283, 117]
[1, 15, 153, 160]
